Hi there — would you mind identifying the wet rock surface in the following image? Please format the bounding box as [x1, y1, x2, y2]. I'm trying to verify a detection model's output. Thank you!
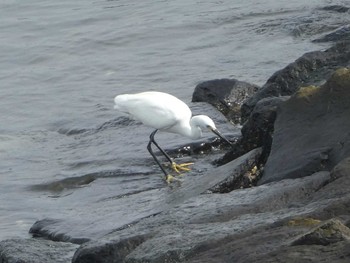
[72, 171, 332, 263]
[291, 219, 350, 246]
[24, 148, 262, 244]
[0, 238, 78, 263]
[70, 159, 350, 263]
[259, 68, 350, 184]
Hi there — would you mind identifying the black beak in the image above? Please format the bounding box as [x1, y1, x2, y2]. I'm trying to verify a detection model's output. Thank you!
[210, 127, 234, 147]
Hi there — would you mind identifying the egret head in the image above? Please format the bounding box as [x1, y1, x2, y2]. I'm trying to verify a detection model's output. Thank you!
[191, 115, 233, 146]
[191, 115, 216, 130]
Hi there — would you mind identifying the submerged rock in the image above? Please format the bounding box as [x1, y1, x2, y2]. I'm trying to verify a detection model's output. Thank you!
[313, 25, 350, 43]
[259, 68, 350, 184]
[321, 5, 350, 13]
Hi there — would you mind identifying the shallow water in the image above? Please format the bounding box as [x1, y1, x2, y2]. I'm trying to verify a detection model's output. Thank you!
[0, 0, 349, 240]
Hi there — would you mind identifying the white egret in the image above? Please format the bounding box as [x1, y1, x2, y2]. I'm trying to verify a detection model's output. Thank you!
[114, 91, 233, 183]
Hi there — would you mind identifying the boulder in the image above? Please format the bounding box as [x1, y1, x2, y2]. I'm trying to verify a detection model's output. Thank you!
[237, 43, 350, 169]
[259, 68, 350, 184]
[192, 78, 259, 124]
[241, 41, 350, 120]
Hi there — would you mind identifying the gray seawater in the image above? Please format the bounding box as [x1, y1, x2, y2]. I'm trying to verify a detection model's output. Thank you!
[0, 0, 348, 240]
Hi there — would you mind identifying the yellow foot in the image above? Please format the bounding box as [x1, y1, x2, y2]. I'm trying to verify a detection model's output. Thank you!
[165, 174, 182, 184]
[171, 162, 194, 174]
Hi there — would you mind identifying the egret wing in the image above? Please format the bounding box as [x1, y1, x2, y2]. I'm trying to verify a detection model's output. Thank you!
[114, 92, 191, 130]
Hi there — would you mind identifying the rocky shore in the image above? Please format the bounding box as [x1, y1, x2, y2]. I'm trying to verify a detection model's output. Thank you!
[1, 11, 350, 263]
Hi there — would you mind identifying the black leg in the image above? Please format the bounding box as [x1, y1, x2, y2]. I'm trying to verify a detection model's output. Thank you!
[149, 130, 173, 164]
[147, 130, 192, 182]
[147, 129, 169, 177]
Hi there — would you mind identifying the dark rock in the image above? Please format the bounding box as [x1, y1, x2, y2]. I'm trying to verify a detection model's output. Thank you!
[259, 68, 350, 184]
[291, 219, 350, 246]
[0, 238, 78, 263]
[213, 137, 249, 165]
[241, 41, 350, 120]
[241, 96, 290, 162]
[192, 78, 259, 124]
[213, 96, 289, 171]
[208, 148, 262, 192]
